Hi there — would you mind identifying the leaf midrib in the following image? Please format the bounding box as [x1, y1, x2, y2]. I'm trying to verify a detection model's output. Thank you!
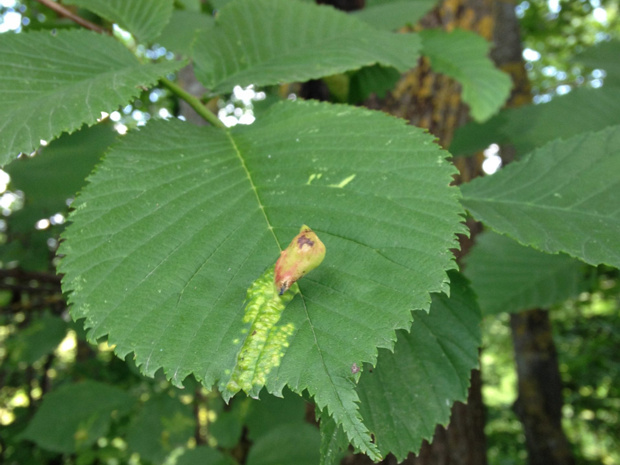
[226, 130, 380, 458]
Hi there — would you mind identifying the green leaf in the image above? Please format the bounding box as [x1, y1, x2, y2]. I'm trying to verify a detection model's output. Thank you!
[348, 65, 401, 103]
[461, 125, 620, 269]
[356, 271, 481, 461]
[450, 86, 620, 156]
[464, 232, 584, 315]
[420, 29, 512, 122]
[2, 124, 114, 269]
[155, 10, 214, 57]
[19, 381, 134, 453]
[318, 414, 349, 465]
[0, 30, 184, 167]
[178, 446, 238, 465]
[245, 389, 307, 441]
[58, 100, 465, 459]
[63, 0, 174, 43]
[225, 266, 300, 399]
[178, 0, 202, 11]
[573, 39, 620, 87]
[6, 313, 67, 365]
[193, 0, 421, 96]
[210, 408, 243, 448]
[246, 424, 320, 465]
[0, 233, 52, 271]
[126, 393, 195, 463]
[354, 0, 437, 31]
[5, 123, 117, 233]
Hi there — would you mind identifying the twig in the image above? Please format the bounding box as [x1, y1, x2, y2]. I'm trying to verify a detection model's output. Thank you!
[161, 78, 226, 129]
[35, 0, 110, 34]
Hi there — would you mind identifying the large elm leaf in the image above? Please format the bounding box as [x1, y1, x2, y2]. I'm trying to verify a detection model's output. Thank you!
[0, 30, 184, 167]
[355, 271, 481, 460]
[464, 232, 584, 315]
[461, 125, 620, 269]
[193, 0, 421, 96]
[58, 100, 465, 459]
[63, 0, 174, 43]
[420, 29, 512, 122]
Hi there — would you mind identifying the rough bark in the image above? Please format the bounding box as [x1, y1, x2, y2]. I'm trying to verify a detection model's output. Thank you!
[510, 310, 576, 465]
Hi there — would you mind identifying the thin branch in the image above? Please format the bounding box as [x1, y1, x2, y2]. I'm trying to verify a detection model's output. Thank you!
[161, 78, 227, 129]
[35, 0, 110, 34]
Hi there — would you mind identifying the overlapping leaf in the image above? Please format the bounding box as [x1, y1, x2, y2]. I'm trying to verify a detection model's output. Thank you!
[355, 271, 481, 460]
[246, 424, 320, 465]
[177, 447, 236, 465]
[465, 232, 584, 315]
[193, 0, 421, 96]
[155, 10, 214, 57]
[5, 124, 117, 232]
[450, 86, 620, 156]
[573, 39, 620, 86]
[19, 381, 134, 453]
[58, 100, 464, 458]
[64, 0, 174, 43]
[5, 313, 67, 365]
[0, 30, 183, 166]
[420, 29, 512, 122]
[349, 65, 401, 103]
[354, 0, 437, 31]
[461, 125, 620, 269]
[126, 394, 195, 463]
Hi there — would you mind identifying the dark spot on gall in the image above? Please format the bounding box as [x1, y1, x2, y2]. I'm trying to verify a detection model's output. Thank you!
[297, 235, 314, 248]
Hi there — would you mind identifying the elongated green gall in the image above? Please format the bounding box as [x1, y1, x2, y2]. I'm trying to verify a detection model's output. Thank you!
[274, 225, 326, 295]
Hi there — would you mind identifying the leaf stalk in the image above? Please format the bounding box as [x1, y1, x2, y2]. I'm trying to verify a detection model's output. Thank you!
[160, 78, 226, 129]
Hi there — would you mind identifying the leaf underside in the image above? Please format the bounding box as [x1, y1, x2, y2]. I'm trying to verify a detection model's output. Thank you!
[461, 125, 620, 269]
[193, 0, 421, 95]
[58, 100, 465, 458]
[0, 30, 183, 167]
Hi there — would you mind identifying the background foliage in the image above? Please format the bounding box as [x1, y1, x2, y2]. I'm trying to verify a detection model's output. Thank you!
[0, 0, 618, 464]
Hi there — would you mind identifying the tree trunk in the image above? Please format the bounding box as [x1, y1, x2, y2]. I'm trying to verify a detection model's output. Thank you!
[490, 3, 577, 464]
[510, 310, 576, 465]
